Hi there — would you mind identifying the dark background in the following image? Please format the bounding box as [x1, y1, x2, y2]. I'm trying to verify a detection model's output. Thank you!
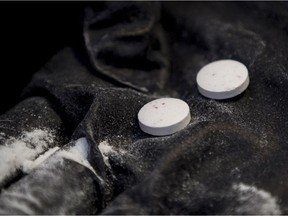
[0, 2, 85, 114]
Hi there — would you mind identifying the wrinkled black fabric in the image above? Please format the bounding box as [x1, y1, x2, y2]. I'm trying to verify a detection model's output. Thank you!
[1, 2, 288, 215]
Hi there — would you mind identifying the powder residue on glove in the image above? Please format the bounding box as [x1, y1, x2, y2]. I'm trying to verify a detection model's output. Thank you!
[0, 129, 55, 185]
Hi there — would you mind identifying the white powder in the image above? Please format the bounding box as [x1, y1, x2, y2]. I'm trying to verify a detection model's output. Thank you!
[98, 140, 117, 168]
[209, 100, 234, 114]
[74, 137, 88, 159]
[0, 129, 55, 185]
[232, 183, 281, 214]
[22, 147, 60, 174]
[56, 138, 103, 183]
[10, 136, 103, 183]
[98, 140, 128, 169]
[0, 137, 103, 214]
[0, 132, 6, 142]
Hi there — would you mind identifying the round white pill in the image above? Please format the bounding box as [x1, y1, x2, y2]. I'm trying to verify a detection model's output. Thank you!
[138, 98, 191, 136]
[196, 59, 249, 99]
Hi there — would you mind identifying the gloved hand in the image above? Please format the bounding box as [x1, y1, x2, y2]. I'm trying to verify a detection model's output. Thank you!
[1, 2, 288, 215]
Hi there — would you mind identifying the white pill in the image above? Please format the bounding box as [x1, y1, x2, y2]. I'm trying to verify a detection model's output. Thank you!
[196, 59, 249, 99]
[138, 98, 191, 136]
